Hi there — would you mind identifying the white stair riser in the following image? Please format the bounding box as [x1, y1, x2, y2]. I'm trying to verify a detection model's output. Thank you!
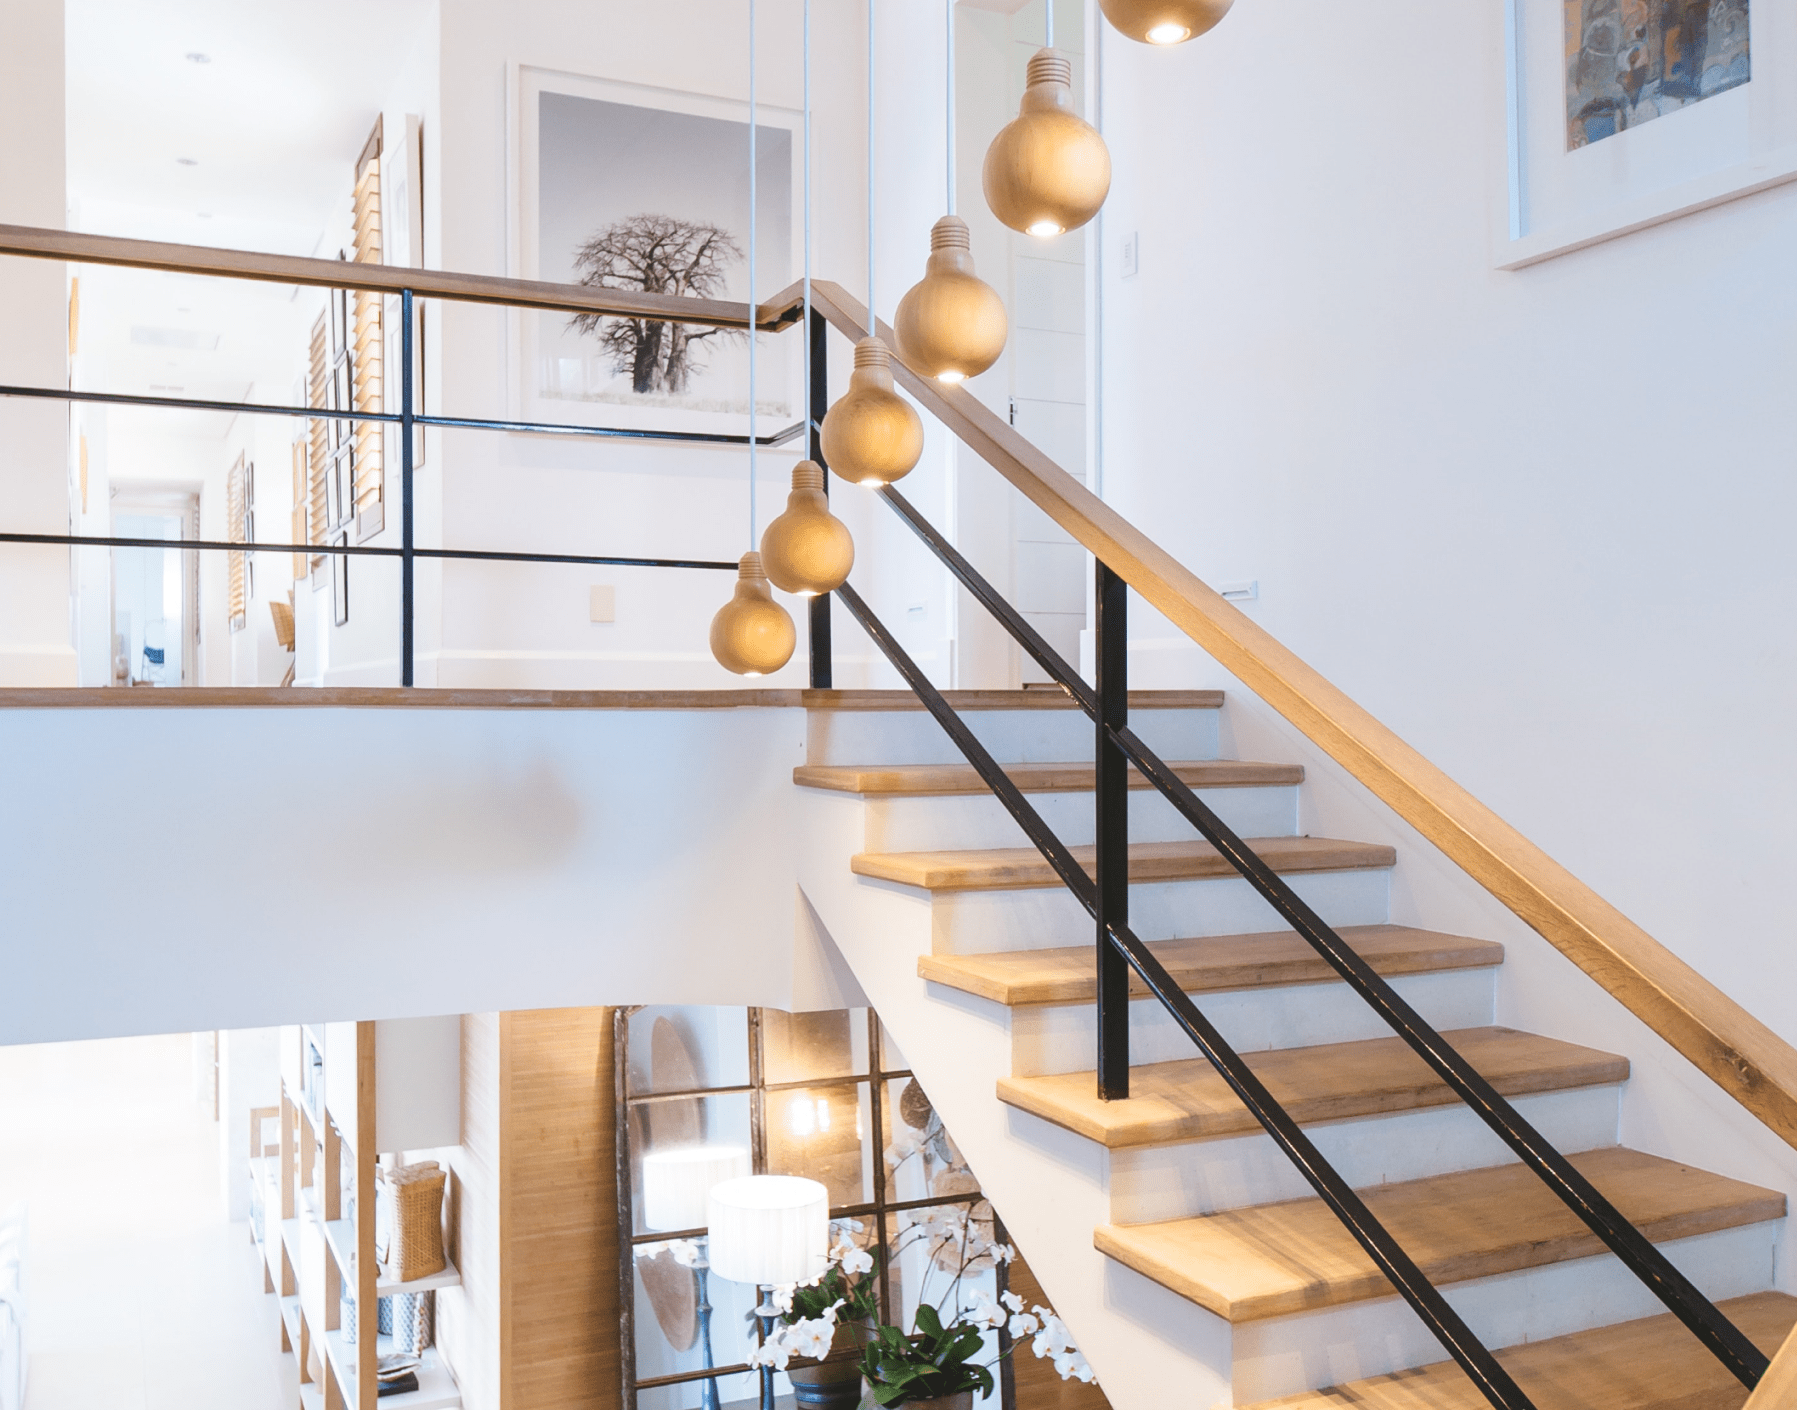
[806, 706, 1220, 767]
[1227, 1221, 1783, 1404]
[922, 867, 1392, 955]
[1104, 1086, 1622, 1222]
[1009, 968, 1496, 1076]
[857, 783, 1299, 853]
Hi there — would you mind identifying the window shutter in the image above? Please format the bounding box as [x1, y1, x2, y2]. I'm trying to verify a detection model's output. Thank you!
[351, 123, 384, 536]
[307, 313, 329, 572]
[227, 455, 247, 630]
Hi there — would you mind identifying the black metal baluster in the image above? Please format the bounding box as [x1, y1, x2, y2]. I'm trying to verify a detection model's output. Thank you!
[807, 307, 832, 688]
[400, 286, 415, 687]
[1095, 561, 1130, 1100]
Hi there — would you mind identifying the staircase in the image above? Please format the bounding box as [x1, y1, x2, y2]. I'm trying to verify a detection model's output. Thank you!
[793, 689, 1796, 1410]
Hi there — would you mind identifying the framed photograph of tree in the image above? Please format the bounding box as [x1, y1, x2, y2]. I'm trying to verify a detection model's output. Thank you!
[509, 66, 803, 442]
[1495, 0, 1797, 268]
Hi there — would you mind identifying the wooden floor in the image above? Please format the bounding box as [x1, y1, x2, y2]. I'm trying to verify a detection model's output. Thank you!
[1245, 1290, 1797, 1409]
[998, 1025, 1627, 1148]
[850, 836, 1397, 891]
[1096, 1146, 1785, 1322]
[920, 924, 1503, 1006]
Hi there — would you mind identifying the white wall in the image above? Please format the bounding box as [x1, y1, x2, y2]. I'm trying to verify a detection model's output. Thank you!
[1097, 3, 1797, 1050]
[0, 0, 75, 685]
[0, 702, 833, 1046]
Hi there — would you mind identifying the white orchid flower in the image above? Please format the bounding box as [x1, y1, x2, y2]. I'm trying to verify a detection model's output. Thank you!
[965, 1289, 1006, 1329]
[999, 1291, 1025, 1315]
[1007, 1311, 1040, 1338]
[669, 1239, 702, 1269]
[770, 1284, 797, 1315]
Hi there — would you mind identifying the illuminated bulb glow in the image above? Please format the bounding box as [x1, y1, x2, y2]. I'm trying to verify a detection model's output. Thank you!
[1028, 220, 1064, 238]
[937, 370, 967, 384]
[1147, 21, 1190, 41]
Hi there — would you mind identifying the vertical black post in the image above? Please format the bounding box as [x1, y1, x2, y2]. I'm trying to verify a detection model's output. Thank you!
[400, 287, 415, 687]
[1095, 561, 1130, 1100]
[806, 307, 833, 688]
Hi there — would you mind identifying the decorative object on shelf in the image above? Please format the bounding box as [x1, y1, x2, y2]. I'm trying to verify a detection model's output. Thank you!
[895, 216, 1006, 385]
[381, 1161, 447, 1282]
[642, 1145, 751, 1410]
[1099, 0, 1233, 45]
[708, 1174, 830, 1410]
[982, 47, 1110, 239]
[713, 0, 799, 677]
[820, 0, 925, 487]
[751, 1232, 879, 1410]
[392, 1290, 434, 1354]
[820, 339, 924, 487]
[710, 552, 796, 676]
[896, 3, 1006, 384]
[761, 463, 854, 595]
[376, 1353, 420, 1398]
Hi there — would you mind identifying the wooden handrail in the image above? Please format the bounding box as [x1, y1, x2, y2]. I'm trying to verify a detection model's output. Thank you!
[805, 277, 1797, 1153]
[1744, 1323, 1797, 1408]
[0, 222, 807, 330]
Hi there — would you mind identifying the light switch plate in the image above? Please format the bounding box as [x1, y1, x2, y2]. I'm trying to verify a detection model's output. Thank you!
[1121, 232, 1139, 278]
[589, 584, 616, 623]
[1219, 580, 1258, 603]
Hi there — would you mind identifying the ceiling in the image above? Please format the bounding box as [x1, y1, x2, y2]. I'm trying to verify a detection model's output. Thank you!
[64, 0, 433, 453]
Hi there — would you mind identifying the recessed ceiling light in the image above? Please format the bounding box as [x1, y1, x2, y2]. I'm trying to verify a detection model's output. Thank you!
[185, 52, 210, 64]
[176, 157, 198, 166]
[197, 212, 212, 219]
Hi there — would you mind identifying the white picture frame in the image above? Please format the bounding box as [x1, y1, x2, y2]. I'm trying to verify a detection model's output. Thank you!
[506, 64, 803, 443]
[1496, 0, 1797, 269]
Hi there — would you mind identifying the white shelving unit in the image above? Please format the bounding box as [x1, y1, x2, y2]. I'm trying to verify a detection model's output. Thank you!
[247, 1020, 462, 1410]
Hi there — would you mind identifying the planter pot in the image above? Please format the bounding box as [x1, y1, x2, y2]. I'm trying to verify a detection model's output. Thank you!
[785, 1323, 869, 1410]
[884, 1392, 973, 1410]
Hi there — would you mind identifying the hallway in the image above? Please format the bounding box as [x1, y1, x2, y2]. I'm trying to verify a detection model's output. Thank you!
[0, 1033, 292, 1410]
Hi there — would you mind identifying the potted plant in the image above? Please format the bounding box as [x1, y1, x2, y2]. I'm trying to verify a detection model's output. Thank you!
[856, 1214, 1093, 1410]
[752, 1233, 880, 1410]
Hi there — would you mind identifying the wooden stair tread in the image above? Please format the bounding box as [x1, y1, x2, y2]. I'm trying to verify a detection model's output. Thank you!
[801, 688, 1222, 711]
[794, 758, 1303, 796]
[851, 835, 1397, 892]
[998, 1025, 1625, 1148]
[1244, 1289, 1797, 1408]
[921, 923, 1502, 1006]
[1095, 1146, 1785, 1322]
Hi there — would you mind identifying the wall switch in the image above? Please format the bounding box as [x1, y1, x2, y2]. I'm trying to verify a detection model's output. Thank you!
[589, 584, 616, 623]
[1121, 232, 1139, 278]
[1219, 580, 1258, 603]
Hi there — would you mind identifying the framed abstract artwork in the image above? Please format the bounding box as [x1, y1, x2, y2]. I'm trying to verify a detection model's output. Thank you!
[507, 65, 804, 443]
[1497, 0, 1797, 267]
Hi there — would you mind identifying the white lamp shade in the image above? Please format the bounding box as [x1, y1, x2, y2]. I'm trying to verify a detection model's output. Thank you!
[642, 1146, 750, 1232]
[706, 1175, 829, 1286]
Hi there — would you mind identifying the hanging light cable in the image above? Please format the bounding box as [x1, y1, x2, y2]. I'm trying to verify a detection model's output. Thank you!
[761, 0, 854, 595]
[895, 0, 1007, 384]
[819, 0, 924, 487]
[983, 0, 1111, 238]
[713, 0, 796, 675]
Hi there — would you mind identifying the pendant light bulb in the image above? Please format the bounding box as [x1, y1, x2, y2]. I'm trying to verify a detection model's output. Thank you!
[1099, 0, 1233, 45]
[982, 49, 1110, 239]
[894, 215, 1008, 385]
[819, 337, 925, 487]
[760, 462, 854, 595]
[710, 551, 796, 676]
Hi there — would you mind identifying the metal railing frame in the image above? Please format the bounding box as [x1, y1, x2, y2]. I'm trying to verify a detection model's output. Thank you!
[0, 229, 1767, 1401]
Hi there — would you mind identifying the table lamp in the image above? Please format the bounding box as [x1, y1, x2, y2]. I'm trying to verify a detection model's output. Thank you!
[643, 1146, 750, 1410]
[708, 1175, 830, 1410]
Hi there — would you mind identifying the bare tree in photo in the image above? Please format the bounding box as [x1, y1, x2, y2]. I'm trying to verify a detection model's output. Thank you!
[568, 214, 743, 394]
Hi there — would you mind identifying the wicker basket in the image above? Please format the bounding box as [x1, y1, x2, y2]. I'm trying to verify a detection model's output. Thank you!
[381, 1162, 447, 1282]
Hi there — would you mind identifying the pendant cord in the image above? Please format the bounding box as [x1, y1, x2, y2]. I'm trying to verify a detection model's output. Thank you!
[803, 0, 812, 426]
[945, 0, 955, 215]
[1045, 0, 1054, 49]
[748, 0, 758, 547]
[867, 0, 875, 337]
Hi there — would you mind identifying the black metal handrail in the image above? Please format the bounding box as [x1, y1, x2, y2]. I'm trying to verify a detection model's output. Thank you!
[832, 580, 1536, 1410]
[865, 485, 1770, 1395]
